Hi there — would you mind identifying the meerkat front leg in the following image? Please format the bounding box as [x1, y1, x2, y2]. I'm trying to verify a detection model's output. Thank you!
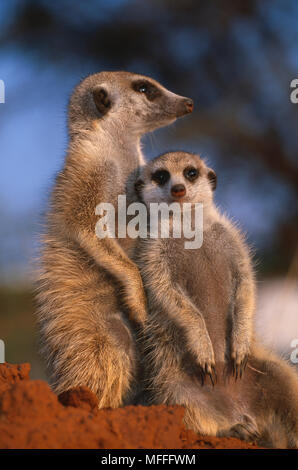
[78, 230, 147, 325]
[65, 162, 147, 326]
[170, 287, 217, 385]
[153, 287, 216, 385]
[230, 259, 255, 379]
[139, 241, 216, 384]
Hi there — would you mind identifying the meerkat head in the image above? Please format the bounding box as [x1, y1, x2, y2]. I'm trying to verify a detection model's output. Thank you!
[68, 71, 193, 136]
[135, 151, 217, 207]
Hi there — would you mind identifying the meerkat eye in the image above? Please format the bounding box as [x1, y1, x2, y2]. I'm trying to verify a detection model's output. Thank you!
[132, 81, 148, 93]
[138, 84, 147, 93]
[132, 80, 161, 101]
[151, 169, 170, 186]
[184, 167, 199, 181]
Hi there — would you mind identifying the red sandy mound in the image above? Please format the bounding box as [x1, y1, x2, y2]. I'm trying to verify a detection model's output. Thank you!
[0, 363, 259, 449]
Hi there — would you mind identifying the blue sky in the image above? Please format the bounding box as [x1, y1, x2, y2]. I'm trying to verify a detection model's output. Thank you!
[0, 0, 297, 279]
[0, 50, 294, 279]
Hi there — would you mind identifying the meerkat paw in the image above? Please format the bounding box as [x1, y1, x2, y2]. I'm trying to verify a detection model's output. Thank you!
[230, 341, 250, 380]
[130, 301, 147, 325]
[202, 362, 217, 387]
[192, 342, 217, 386]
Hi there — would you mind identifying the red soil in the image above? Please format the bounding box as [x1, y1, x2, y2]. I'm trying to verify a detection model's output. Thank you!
[0, 363, 259, 449]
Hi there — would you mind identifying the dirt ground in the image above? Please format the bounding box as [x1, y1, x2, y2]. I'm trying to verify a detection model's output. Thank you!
[0, 363, 260, 449]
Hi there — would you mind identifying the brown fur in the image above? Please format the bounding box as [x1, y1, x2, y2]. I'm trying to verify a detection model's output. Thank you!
[135, 151, 298, 448]
[35, 72, 193, 406]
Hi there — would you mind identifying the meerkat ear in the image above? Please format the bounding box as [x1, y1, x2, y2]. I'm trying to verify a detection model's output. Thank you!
[135, 178, 145, 198]
[92, 87, 111, 115]
[207, 169, 217, 191]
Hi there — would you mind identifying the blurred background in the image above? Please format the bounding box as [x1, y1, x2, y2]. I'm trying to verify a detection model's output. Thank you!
[0, 0, 297, 379]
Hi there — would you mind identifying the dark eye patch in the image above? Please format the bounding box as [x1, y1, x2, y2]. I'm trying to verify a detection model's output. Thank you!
[183, 166, 199, 182]
[132, 80, 162, 101]
[151, 169, 170, 186]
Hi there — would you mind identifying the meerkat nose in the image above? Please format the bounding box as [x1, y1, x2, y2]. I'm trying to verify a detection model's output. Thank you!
[184, 99, 194, 113]
[171, 184, 186, 198]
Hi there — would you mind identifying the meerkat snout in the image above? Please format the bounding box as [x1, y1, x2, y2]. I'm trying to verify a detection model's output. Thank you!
[182, 98, 194, 114]
[171, 184, 186, 198]
[175, 98, 194, 117]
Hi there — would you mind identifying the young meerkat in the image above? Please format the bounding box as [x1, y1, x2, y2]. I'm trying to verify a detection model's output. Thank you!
[135, 151, 255, 381]
[36, 72, 193, 407]
[134, 151, 298, 448]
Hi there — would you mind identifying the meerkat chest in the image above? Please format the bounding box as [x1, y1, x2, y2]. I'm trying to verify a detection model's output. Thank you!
[86, 159, 140, 256]
[174, 237, 233, 311]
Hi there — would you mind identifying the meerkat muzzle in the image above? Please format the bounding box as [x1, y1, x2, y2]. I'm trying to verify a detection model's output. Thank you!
[174, 98, 194, 117]
[184, 99, 194, 113]
[171, 184, 186, 198]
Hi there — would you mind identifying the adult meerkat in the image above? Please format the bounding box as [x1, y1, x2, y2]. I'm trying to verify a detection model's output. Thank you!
[36, 72, 193, 407]
[134, 151, 298, 448]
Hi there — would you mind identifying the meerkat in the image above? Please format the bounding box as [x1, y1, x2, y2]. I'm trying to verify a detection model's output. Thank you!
[134, 151, 298, 448]
[35, 72, 193, 408]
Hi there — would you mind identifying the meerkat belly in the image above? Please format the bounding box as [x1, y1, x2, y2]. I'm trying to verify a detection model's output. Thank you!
[170, 237, 233, 363]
